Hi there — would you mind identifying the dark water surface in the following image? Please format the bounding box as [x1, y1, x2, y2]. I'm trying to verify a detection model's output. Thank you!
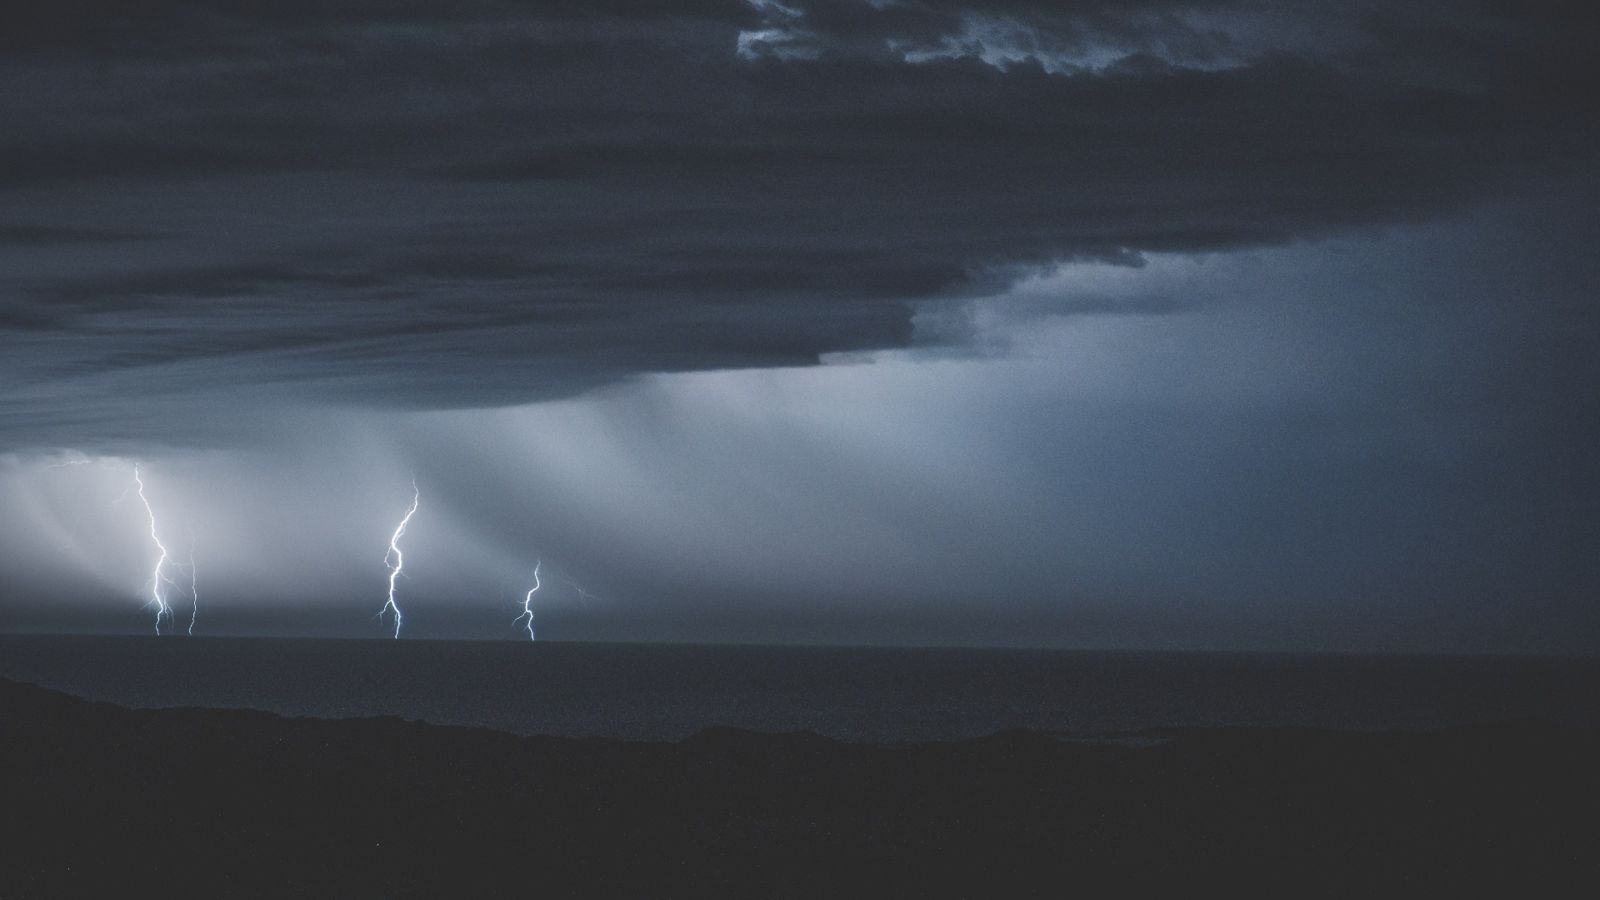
[2, 635, 1595, 741]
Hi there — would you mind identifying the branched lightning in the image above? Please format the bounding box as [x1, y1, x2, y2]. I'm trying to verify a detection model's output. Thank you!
[379, 478, 420, 639]
[132, 464, 176, 634]
[45, 457, 92, 469]
[514, 560, 542, 641]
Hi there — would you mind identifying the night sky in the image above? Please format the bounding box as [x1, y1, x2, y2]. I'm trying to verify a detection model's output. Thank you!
[1, 1, 1595, 651]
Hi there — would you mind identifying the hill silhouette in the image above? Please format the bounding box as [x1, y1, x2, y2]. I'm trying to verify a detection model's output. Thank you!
[3, 677, 1596, 896]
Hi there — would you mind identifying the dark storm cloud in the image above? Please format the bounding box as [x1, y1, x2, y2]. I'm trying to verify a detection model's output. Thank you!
[1, 0, 1595, 449]
[0, 224, 162, 245]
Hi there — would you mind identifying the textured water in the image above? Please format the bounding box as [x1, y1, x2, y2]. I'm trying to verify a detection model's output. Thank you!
[1, 635, 1595, 741]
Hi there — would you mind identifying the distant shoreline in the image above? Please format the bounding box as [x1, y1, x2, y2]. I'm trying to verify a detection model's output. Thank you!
[4, 635, 1597, 742]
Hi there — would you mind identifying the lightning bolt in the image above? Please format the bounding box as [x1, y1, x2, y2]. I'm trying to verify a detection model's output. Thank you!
[185, 528, 200, 636]
[514, 560, 542, 641]
[132, 464, 176, 634]
[379, 478, 420, 639]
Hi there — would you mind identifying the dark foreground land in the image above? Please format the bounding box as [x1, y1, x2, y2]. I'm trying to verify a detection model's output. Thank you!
[3, 677, 1597, 897]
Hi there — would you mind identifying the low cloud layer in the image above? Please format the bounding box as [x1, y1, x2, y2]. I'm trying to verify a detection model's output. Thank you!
[3, 0, 1595, 451]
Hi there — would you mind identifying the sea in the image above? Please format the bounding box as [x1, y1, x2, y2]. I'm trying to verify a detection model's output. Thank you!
[2, 635, 1596, 742]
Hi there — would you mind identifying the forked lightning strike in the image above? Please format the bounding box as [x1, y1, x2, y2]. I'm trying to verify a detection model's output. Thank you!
[514, 560, 542, 641]
[132, 464, 176, 634]
[379, 479, 420, 638]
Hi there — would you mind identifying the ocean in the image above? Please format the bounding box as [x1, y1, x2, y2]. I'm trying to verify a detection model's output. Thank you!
[2, 635, 1595, 741]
